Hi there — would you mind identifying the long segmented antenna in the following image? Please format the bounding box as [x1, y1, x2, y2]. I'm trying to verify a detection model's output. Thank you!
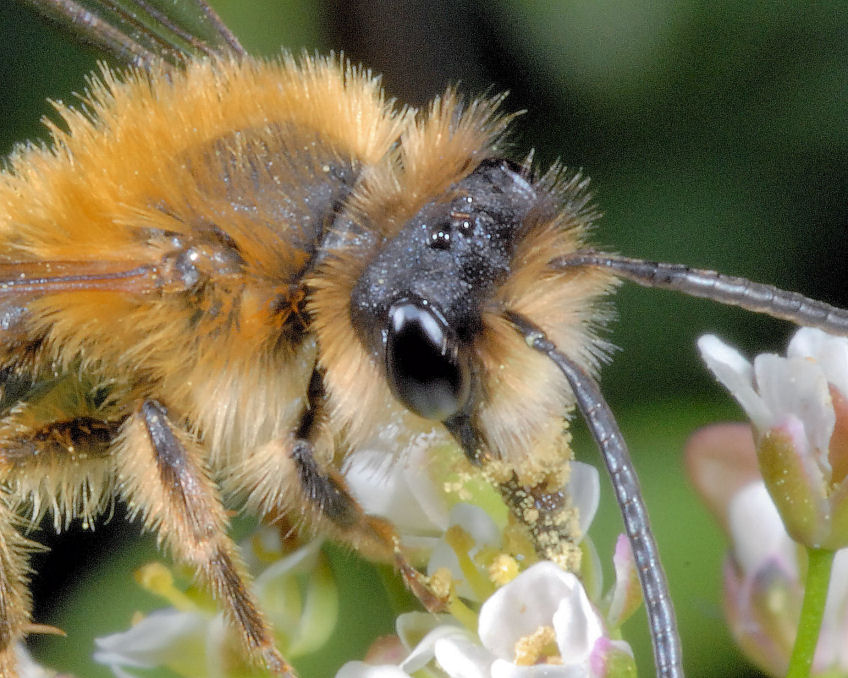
[553, 251, 848, 334]
[506, 311, 684, 678]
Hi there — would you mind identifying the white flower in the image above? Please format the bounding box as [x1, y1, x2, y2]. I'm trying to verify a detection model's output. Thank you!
[723, 479, 848, 676]
[727, 482, 800, 581]
[16, 644, 56, 678]
[336, 615, 475, 678]
[335, 459, 630, 678]
[698, 328, 848, 548]
[336, 562, 634, 678]
[697, 328, 848, 460]
[479, 562, 617, 676]
[94, 609, 212, 678]
[343, 435, 451, 553]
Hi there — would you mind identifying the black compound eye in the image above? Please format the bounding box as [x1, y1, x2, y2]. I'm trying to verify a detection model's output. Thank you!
[385, 300, 471, 420]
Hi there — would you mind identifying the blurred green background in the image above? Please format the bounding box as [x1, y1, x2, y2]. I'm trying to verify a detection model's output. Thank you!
[0, 1, 846, 676]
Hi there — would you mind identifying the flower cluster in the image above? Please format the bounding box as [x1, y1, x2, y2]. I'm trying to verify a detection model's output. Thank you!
[340, 451, 639, 678]
[335, 483, 639, 678]
[692, 327, 848, 676]
[91, 440, 638, 678]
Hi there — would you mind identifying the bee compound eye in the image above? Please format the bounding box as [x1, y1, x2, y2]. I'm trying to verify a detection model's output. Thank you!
[385, 300, 471, 420]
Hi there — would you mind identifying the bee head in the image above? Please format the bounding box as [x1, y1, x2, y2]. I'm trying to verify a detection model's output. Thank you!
[350, 159, 539, 426]
[310, 96, 613, 463]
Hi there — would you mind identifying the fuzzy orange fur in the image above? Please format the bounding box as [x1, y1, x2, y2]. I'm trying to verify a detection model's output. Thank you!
[0, 53, 617, 676]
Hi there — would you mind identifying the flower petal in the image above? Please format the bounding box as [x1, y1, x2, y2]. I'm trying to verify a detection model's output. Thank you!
[605, 535, 641, 629]
[589, 637, 636, 678]
[343, 439, 449, 537]
[727, 482, 798, 579]
[697, 335, 770, 431]
[552, 584, 603, 665]
[568, 462, 600, 537]
[336, 661, 413, 678]
[434, 635, 495, 678]
[788, 328, 848, 401]
[753, 353, 834, 463]
[685, 423, 759, 532]
[400, 621, 470, 674]
[94, 609, 211, 675]
[490, 658, 587, 677]
[15, 645, 55, 678]
[396, 611, 452, 652]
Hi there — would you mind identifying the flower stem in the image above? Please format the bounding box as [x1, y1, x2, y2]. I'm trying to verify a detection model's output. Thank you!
[786, 547, 835, 678]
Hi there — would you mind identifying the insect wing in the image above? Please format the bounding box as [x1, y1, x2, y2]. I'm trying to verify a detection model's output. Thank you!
[19, 0, 245, 67]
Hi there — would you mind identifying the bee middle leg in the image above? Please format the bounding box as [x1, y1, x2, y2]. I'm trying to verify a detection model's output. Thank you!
[115, 400, 293, 676]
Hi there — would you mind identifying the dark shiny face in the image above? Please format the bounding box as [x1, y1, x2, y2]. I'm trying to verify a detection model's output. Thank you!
[350, 159, 540, 423]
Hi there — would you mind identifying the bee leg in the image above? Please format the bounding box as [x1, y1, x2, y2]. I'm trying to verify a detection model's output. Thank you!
[235, 369, 447, 612]
[0, 498, 33, 678]
[0, 418, 118, 676]
[286, 438, 447, 612]
[496, 471, 582, 570]
[116, 400, 294, 677]
[0, 373, 126, 677]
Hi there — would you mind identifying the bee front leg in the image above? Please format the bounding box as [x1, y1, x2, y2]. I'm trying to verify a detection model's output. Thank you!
[231, 369, 448, 613]
[115, 400, 294, 676]
[285, 438, 447, 612]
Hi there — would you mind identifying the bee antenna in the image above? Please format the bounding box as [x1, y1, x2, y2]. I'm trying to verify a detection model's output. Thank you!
[506, 310, 685, 678]
[552, 251, 848, 334]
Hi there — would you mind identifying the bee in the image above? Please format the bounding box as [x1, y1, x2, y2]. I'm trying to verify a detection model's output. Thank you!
[2, 3, 847, 678]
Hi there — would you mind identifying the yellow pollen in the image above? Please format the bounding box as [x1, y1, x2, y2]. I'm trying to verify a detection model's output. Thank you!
[513, 625, 561, 665]
[488, 553, 519, 587]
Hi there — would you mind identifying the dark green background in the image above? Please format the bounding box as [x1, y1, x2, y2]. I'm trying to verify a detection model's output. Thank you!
[1, 2, 846, 676]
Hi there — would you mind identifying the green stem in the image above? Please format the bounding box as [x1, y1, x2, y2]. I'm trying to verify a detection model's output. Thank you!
[786, 547, 836, 678]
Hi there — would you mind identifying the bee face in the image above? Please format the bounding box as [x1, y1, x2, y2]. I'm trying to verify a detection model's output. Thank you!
[350, 160, 535, 421]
